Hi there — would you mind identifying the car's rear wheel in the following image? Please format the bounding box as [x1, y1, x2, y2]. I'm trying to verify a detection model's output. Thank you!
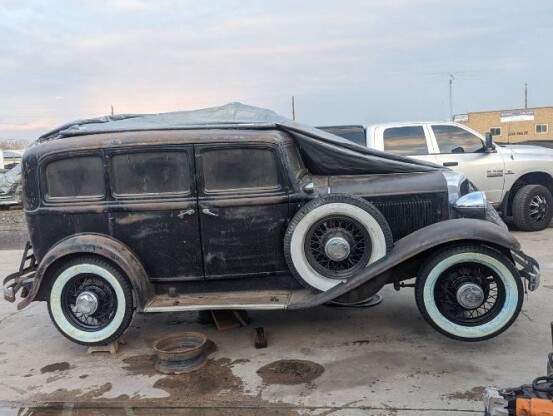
[415, 245, 523, 342]
[284, 195, 393, 298]
[512, 184, 553, 231]
[47, 256, 134, 346]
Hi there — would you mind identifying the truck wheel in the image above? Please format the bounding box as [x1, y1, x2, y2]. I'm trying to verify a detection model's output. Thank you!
[512, 184, 553, 231]
[284, 194, 393, 292]
[415, 245, 523, 342]
[47, 256, 134, 346]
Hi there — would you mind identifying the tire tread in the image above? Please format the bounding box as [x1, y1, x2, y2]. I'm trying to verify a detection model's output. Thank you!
[512, 184, 553, 231]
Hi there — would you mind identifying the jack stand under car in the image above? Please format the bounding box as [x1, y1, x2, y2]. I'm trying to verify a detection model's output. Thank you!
[484, 323, 553, 415]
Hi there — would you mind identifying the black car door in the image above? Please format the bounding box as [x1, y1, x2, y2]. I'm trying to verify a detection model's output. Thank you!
[195, 143, 291, 279]
[108, 146, 203, 281]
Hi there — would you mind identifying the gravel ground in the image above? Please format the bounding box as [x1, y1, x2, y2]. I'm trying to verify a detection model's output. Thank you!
[0, 208, 27, 250]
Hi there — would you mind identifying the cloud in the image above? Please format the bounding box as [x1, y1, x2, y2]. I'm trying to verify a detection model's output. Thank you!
[1, 0, 553, 140]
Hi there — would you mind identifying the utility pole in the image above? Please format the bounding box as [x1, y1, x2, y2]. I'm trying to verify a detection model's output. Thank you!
[291, 96, 296, 121]
[448, 73, 454, 121]
[524, 83, 528, 109]
[111, 105, 114, 115]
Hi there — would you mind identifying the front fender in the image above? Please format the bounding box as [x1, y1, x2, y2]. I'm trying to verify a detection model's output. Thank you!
[288, 219, 520, 309]
[18, 233, 153, 311]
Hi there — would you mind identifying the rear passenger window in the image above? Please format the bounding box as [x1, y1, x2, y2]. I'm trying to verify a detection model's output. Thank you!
[383, 126, 429, 156]
[45, 156, 105, 199]
[202, 147, 280, 192]
[111, 151, 191, 195]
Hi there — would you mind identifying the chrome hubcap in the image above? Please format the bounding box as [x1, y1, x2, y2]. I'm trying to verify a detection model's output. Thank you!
[529, 194, 548, 222]
[456, 283, 485, 309]
[324, 236, 351, 261]
[74, 291, 99, 315]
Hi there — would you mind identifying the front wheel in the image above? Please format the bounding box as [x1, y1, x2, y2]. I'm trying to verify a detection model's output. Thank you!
[512, 184, 553, 231]
[47, 256, 134, 346]
[415, 245, 523, 342]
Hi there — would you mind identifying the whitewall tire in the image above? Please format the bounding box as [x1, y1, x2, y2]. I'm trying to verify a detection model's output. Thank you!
[47, 256, 134, 346]
[415, 245, 523, 342]
[284, 194, 393, 292]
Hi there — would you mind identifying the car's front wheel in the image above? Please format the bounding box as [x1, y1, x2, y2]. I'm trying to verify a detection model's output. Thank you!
[47, 256, 134, 346]
[415, 245, 523, 342]
[512, 184, 553, 231]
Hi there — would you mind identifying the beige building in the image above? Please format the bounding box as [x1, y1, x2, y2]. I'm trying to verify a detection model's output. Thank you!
[454, 106, 553, 143]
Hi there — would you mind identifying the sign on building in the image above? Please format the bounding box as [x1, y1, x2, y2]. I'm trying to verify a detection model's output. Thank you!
[500, 110, 534, 123]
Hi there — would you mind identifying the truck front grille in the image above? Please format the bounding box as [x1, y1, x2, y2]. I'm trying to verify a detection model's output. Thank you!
[369, 193, 448, 241]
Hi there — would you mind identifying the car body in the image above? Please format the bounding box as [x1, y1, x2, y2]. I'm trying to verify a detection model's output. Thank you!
[3, 103, 540, 346]
[320, 122, 553, 231]
[0, 163, 22, 209]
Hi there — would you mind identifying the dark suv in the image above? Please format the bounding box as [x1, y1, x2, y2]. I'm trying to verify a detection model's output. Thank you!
[3, 103, 540, 346]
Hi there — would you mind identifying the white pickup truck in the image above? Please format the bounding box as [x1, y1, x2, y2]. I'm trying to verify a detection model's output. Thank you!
[320, 122, 553, 231]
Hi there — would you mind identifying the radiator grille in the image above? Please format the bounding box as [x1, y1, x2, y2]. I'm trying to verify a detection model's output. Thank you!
[370, 193, 448, 241]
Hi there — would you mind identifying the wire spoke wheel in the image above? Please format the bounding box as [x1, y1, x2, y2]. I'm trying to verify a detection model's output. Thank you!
[434, 262, 506, 327]
[304, 215, 372, 279]
[61, 274, 118, 332]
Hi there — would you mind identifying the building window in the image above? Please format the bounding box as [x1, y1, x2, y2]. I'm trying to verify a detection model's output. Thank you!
[489, 127, 501, 136]
[536, 124, 548, 134]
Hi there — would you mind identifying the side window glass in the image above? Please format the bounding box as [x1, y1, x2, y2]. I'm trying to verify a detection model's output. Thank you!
[111, 151, 191, 195]
[45, 156, 104, 199]
[383, 126, 428, 156]
[432, 125, 484, 154]
[321, 126, 366, 146]
[202, 147, 280, 192]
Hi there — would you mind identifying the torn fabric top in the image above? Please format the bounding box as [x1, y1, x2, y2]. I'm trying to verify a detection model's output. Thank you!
[38, 102, 442, 175]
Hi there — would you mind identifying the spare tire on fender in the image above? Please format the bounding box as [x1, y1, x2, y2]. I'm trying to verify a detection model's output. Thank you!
[284, 194, 393, 301]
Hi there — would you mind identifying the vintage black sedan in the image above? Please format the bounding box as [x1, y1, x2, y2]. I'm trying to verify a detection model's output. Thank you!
[3, 103, 540, 346]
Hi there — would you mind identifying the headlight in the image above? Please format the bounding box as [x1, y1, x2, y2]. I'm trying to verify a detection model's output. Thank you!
[453, 191, 487, 219]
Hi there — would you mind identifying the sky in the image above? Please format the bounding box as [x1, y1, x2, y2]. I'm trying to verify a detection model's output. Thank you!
[1, 0, 553, 141]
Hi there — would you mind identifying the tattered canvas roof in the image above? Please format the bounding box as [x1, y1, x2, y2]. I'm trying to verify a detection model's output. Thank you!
[39, 102, 441, 175]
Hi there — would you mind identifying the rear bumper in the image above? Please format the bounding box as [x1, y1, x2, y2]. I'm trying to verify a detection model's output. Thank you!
[512, 249, 540, 291]
[2, 242, 37, 304]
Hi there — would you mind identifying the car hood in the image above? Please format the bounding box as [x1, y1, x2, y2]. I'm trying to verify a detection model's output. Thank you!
[500, 144, 553, 156]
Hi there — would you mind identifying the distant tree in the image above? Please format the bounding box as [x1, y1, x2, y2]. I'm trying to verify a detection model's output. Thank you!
[0, 139, 32, 150]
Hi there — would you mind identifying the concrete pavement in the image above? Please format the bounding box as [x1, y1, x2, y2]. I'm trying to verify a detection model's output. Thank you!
[0, 229, 552, 415]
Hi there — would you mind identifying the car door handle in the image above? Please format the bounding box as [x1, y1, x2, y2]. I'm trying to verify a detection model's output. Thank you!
[443, 162, 459, 167]
[177, 209, 195, 218]
[202, 208, 219, 217]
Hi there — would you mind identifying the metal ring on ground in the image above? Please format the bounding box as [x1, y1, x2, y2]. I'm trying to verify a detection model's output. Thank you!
[326, 292, 384, 309]
[153, 332, 208, 374]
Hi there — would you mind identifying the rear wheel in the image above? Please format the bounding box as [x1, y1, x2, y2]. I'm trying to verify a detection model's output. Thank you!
[512, 184, 553, 231]
[415, 245, 523, 342]
[284, 194, 393, 299]
[47, 256, 134, 346]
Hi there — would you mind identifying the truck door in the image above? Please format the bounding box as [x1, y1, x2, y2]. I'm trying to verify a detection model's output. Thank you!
[429, 124, 506, 205]
[375, 125, 439, 164]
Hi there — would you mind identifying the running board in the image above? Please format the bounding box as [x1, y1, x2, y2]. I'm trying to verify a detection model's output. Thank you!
[143, 289, 311, 312]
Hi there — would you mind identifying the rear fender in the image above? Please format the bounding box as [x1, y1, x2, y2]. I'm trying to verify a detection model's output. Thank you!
[18, 233, 153, 311]
[288, 219, 521, 309]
